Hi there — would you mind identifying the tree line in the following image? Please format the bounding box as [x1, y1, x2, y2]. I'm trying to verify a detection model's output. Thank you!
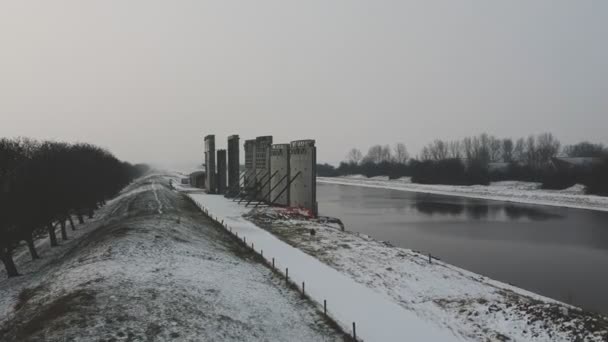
[318, 133, 608, 195]
[1, 138, 149, 277]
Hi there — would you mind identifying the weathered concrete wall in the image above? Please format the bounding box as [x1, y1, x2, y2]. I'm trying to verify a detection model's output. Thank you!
[289, 140, 317, 216]
[189, 171, 205, 189]
[255, 136, 273, 200]
[270, 144, 290, 206]
[244, 139, 256, 193]
[227, 135, 240, 195]
[204, 135, 216, 194]
[217, 149, 227, 194]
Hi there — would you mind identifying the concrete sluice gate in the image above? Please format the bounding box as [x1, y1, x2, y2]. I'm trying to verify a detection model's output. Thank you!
[227, 135, 240, 196]
[202, 134, 318, 216]
[270, 144, 290, 206]
[217, 149, 227, 194]
[288, 140, 317, 216]
[243, 139, 257, 195]
[204, 135, 216, 194]
[254, 136, 273, 201]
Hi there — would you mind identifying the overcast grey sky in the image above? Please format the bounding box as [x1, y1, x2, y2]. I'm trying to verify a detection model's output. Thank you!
[1, 1, 606, 168]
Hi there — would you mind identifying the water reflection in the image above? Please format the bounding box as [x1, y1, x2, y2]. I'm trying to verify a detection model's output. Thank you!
[412, 199, 562, 221]
[504, 205, 563, 221]
[413, 201, 464, 216]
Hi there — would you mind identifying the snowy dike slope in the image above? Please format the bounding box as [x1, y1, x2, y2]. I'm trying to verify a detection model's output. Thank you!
[0, 175, 345, 341]
[318, 176, 608, 212]
[186, 192, 462, 341]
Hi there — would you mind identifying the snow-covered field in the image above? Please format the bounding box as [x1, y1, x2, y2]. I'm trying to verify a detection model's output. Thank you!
[0, 175, 344, 341]
[318, 176, 608, 212]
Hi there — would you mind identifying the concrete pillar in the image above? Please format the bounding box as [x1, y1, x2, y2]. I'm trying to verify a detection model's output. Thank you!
[244, 139, 256, 194]
[227, 135, 240, 196]
[270, 144, 290, 206]
[217, 149, 227, 194]
[204, 135, 216, 194]
[289, 140, 317, 216]
[255, 136, 273, 201]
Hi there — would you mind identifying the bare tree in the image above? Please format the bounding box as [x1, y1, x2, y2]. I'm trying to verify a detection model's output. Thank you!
[513, 138, 525, 163]
[462, 137, 474, 161]
[420, 146, 432, 161]
[525, 135, 537, 166]
[536, 132, 560, 165]
[393, 143, 409, 164]
[463, 135, 490, 165]
[478, 134, 491, 164]
[564, 142, 607, 158]
[363, 145, 392, 164]
[421, 140, 449, 161]
[448, 141, 462, 159]
[363, 145, 381, 163]
[380, 145, 393, 162]
[488, 136, 502, 162]
[502, 138, 514, 163]
[346, 148, 363, 165]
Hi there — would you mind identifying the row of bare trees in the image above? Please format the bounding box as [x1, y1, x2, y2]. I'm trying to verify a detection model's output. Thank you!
[343, 133, 600, 169]
[346, 143, 410, 165]
[320, 134, 608, 191]
[418, 133, 562, 168]
[0, 138, 147, 277]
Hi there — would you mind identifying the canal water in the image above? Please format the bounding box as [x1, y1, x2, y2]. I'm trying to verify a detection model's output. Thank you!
[317, 182, 608, 315]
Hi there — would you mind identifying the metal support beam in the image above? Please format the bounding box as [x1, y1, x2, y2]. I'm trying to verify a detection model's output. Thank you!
[238, 170, 270, 204]
[254, 173, 289, 208]
[246, 171, 279, 206]
[232, 169, 261, 201]
[270, 171, 301, 206]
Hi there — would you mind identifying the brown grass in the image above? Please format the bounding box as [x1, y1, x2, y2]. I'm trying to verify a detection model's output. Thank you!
[14, 290, 96, 340]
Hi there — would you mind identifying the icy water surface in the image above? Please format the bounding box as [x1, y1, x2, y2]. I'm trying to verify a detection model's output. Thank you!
[318, 183, 608, 315]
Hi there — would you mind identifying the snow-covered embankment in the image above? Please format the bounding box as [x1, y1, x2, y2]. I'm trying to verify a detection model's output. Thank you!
[187, 192, 462, 342]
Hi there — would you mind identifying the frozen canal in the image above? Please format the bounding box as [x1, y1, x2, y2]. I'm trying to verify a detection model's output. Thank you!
[318, 183, 608, 315]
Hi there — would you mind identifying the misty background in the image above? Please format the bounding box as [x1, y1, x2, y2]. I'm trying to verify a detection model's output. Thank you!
[1, 1, 606, 169]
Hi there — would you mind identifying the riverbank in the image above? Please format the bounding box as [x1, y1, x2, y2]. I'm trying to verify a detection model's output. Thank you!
[245, 206, 608, 342]
[179, 178, 608, 341]
[318, 176, 608, 212]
